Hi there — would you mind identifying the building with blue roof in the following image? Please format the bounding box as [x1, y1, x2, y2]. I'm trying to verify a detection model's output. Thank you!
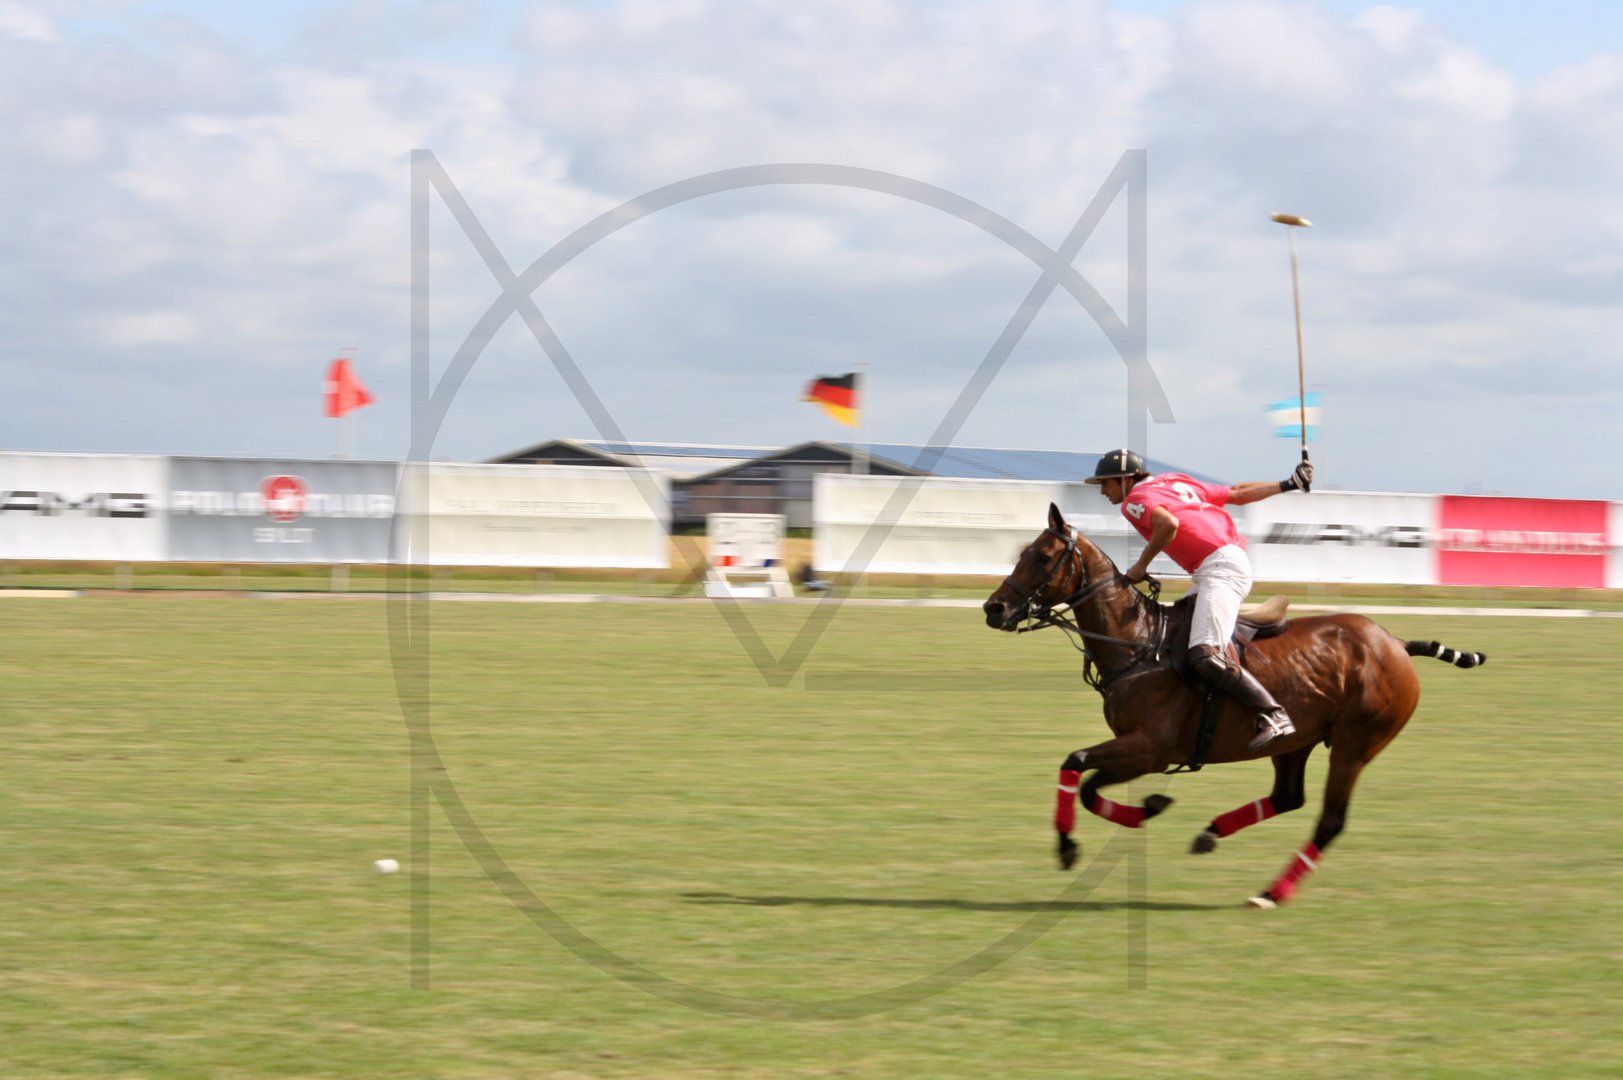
[493, 438, 1205, 528]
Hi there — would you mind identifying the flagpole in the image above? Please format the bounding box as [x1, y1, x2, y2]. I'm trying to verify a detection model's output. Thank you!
[1311, 382, 1326, 486]
[854, 364, 869, 476]
[334, 345, 360, 460]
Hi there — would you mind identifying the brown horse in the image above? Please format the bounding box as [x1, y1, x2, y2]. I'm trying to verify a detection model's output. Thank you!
[982, 503, 1485, 908]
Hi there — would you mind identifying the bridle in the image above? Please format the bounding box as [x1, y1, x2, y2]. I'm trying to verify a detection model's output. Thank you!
[1001, 526, 1088, 613]
[999, 525, 1167, 690]
[1002, 525, 1152, 619]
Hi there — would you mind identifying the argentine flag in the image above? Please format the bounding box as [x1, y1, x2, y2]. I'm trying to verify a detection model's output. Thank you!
[1266, 392, 1322, 442]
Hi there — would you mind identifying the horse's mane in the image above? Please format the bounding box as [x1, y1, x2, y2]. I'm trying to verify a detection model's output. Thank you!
[1079, 541, 1161, 626]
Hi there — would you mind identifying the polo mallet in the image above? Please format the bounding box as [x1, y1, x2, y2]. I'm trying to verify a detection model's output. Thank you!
[1271, 212, 1313, 490]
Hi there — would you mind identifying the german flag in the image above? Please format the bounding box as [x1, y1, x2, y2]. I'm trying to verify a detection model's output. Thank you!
[803, 372, 859, 427]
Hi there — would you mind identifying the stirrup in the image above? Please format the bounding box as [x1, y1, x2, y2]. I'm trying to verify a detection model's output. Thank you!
[1246, 711, 1295, 753]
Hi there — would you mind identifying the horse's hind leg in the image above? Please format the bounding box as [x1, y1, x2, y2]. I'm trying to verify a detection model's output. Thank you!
[1190, 745, 1313, 854]
[1248, 743, 1367, 908]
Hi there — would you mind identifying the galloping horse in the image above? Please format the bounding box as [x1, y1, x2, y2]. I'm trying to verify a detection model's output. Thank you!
[982, 503, 1485, 908]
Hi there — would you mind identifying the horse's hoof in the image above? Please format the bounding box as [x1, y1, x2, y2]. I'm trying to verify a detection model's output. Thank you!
[1142, 794, 1174, 820]
[1246, 893, 1278, 910]
[1190, 830, 1218, 855]
[1057, 835, 1080, 870]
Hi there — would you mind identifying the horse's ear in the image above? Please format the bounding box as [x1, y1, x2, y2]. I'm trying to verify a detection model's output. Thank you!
[1048, 502, 1066, 531]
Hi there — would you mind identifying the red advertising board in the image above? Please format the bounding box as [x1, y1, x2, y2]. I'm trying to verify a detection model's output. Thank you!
[1437, 496, 1609, 588]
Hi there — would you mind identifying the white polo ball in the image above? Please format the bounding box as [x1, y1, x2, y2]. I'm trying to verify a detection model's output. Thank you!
[373, 858, 400, 875]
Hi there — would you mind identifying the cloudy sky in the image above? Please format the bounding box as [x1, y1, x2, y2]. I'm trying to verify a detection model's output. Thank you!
[3, 0, 1621, 498]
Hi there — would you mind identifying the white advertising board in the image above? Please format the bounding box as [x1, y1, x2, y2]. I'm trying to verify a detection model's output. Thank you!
[0, 453, 167, 561]
[815, 477, 1454, 584]
[814, 474, 1113, 575]
[167, 457, 398, 563]
[1242, 490, 1438, 585]
[399, 464, 670, 568]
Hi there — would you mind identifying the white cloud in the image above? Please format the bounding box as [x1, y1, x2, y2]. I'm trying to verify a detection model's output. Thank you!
[1534, 50, 1623, 104]
[1400, 45, 1516, 120]
[0, 1, 55, 43]
[24, 111, 102, 164]
[96, 311, 199, 346]
[1176, 0, 1360, 105]
[1355, 5, 1423, 53]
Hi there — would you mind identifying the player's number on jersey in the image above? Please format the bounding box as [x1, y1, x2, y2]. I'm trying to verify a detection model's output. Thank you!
[1127, 482, 1207, 521]
[1171, 482, 1204, 506]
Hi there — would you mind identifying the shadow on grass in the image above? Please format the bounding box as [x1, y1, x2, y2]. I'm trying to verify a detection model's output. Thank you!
[681, 891, 1229, 913]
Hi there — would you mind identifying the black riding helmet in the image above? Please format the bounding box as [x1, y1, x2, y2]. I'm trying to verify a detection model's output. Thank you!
[1084, 448, 1150, 485]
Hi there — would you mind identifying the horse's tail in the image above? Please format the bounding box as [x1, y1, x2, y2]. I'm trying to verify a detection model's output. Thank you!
[1405, 640, 1487, 669]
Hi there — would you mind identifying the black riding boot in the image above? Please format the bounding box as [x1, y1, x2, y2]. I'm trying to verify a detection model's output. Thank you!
[1189, 645, 1295, 752]
[1227, 666, 1295, 752]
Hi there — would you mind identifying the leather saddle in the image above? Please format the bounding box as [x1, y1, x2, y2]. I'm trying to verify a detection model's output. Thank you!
[1164, 593, 1290, 676]
[1158, 593, 1293, 771]
[1236, 594, 1290, 640]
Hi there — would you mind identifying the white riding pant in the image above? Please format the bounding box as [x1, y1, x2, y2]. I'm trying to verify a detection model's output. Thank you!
[1187, 544, 1253, 651]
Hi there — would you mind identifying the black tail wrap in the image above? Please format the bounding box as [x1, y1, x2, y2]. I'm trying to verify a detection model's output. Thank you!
[1406, 640, 1486, 669]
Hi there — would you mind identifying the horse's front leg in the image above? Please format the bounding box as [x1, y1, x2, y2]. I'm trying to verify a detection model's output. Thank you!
[1054, 732, 1170, 870]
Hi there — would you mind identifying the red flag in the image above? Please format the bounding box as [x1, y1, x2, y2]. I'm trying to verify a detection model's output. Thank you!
[324, 358, 374, 418]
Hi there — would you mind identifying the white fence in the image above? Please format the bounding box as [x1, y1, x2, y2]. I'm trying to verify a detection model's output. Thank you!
[0, 453, 669, 568]
[1244, 490, 1437, 586]
[397, 463, 670, 568]
[813, 473, 1210, 579]
[0, 453, 168, 561]
[6, 451, 1621, 588]
[814, 474, 1131, 575]
[167, 457, 399, 563]
[813, 473, 1623, 589]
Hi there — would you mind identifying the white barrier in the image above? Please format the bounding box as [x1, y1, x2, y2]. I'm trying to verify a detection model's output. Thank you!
[397, 463, 670, 568]
[1611, 503, 1623, 589]
[0, 453, 168, 561]
[6, 448, 1621, 588]
[816, 473, 1217, 578]
[816, 474, 1059, 575]
[815, 474, 1075, 574]
[1242, 491, 1437, 585]
[167, 457, 398, 563]
[812, 476, 1623, 589]
[0, 453, 672, 570]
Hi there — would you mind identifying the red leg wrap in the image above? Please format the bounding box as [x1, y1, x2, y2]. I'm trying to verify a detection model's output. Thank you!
[1211, 797, 1278, 838]
[1055, 770, 1081, 833]
[1266, 842, 1323, 904]
[1084, 792, 1147, 828]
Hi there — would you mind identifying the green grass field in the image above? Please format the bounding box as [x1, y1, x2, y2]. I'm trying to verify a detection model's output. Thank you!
[2, 595, 1620, 1078]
